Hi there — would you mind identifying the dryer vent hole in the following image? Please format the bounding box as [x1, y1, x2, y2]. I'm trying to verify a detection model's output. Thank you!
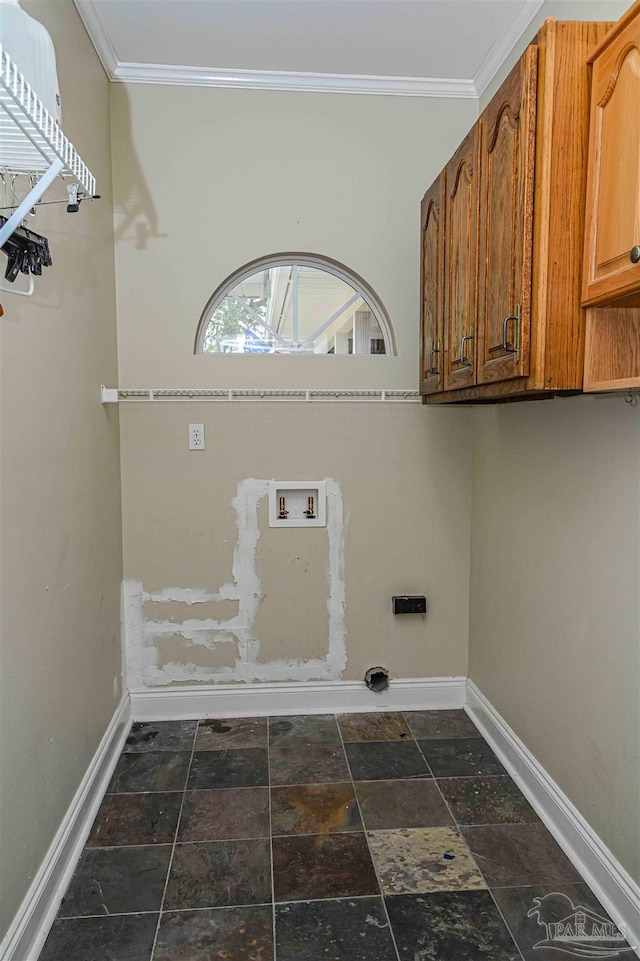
[364, 667, 390, 693]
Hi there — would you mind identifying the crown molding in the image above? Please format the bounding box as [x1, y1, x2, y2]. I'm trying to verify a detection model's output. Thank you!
[473, 0, 545, 97]
[73, 0, 119, 78]
[74, 0, 544, 100]
[110, 62, 478, 98]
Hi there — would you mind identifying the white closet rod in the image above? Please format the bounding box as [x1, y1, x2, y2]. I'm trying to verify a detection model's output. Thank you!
[101, 387, 421, 404]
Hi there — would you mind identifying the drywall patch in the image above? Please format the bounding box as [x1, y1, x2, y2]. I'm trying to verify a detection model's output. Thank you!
[124, 477, 347, 688]
[326, 479, 348, 677]
[156, 634, 240, 672]
[143, 598, 239, 624]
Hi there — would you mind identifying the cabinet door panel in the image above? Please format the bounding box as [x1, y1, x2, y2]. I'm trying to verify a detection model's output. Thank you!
[583, 8, 640, 305]
[420, 174, 445, 394]
[443, 126, 479, 391]
[478, 46, 537, 385]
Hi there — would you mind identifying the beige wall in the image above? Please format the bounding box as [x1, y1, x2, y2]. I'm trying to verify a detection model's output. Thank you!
[112, 83, 476, 689]
[0, 1, 122, 941]
[111, 83, 477, 389]
[120, 401, 471, 687]
[469, 395, 640, 882]
[470, 0, 639, 889]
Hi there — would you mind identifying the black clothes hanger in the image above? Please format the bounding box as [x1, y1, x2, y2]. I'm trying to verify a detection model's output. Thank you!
[0, 215, 52, 281]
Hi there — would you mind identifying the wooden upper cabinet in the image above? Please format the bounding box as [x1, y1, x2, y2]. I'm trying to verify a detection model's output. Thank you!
[420, 174, 445, 395]
[477, 48, 537, 385]
[420, 18, 613, 405]
[583, 0, 640, 307]
[443, 126, 479, 391]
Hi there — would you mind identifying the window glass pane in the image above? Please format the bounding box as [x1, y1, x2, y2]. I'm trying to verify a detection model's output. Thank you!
[200, 259, 388, 355]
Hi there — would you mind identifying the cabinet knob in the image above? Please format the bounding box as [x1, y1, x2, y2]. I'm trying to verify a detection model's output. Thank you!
[630, 246, 640, 264]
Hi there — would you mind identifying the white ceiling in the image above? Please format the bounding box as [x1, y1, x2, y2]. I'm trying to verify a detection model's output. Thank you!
[74, 0, 548, 97]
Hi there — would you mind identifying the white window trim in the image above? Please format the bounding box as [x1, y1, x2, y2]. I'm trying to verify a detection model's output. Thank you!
[194, 252, 396, 356]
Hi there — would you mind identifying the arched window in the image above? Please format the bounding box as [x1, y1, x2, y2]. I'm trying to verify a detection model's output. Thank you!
[195, 254, 394, 355]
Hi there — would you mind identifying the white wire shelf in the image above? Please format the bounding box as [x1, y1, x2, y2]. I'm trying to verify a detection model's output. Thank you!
[0, 41, 96, 247]
[101, 387, 421, 404]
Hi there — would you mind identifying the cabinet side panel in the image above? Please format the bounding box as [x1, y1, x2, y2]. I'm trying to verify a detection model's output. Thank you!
[534, 20, 612, 389]
[584, 306, 640, 390]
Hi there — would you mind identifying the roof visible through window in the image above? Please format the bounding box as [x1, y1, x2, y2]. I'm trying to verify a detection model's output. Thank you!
[195, 255, 394, 356]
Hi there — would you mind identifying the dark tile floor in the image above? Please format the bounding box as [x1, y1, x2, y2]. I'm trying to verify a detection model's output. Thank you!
[39, 710, 629, 961]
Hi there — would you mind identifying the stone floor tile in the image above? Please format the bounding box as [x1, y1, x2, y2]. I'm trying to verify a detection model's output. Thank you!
[269, 714, 341, 746]
[86, 792, 182, 847]
[418, 737, 506, 778]
[404, 710, 479, 740]
[368, 827, 486, 895]
[195, 717, 268, 751]
[178, 787, 270, 841]
[276, 897, 398, 960]
[338, 712, 412, 742]
[154, 906, 273, 961]
[38, 914, 158, 961]
[187, 749, 268, 790]
[386, 890, 520, 960]
[271, 782, 361, 836]
[57, 845, 171, 917]
[164, 838, 271, 910]
[438, 775, 539, 825]
[345, 741, 431, 781]
[461, 824, 583, 888]
[106, 752, 190, 794]
[355, 779, 454, 830]
[269, 743, 350, 785]
[272, 833, 378, 902]
[123, 720, 197, 753]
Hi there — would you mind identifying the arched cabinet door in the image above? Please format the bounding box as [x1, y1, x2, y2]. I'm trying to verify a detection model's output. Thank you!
[443, 126, 480, 392]
[420, 173, 445, 395]
[583, 1, 640, 307]
[477, 47, 538, 385]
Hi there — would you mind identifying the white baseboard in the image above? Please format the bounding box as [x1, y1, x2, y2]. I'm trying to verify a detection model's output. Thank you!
[129, 676, 467, 721]
[466, 679, 640, 956]
[0, 695, 132, 961]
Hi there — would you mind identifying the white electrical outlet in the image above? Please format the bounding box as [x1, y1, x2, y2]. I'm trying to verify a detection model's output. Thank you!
[188, 424, 205, 450]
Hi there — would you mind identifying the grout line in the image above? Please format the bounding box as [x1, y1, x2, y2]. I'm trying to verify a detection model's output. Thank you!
[148, 721, 200, 960]
[410, 729, 437, 780]
[400, 714, 527, 959]
[335, 713, 403, 961]
[267, 719, 277, 961]
[434, 774, 517, 781]
[158, 902, 274, 914]
[403, 713, 527, 961]
[104, 789, 185, 796]
[83, 841, 176, 851]
[273, 893, 395, 907]
[485, 889, 528, 961]
[53, 909, 160, 921]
